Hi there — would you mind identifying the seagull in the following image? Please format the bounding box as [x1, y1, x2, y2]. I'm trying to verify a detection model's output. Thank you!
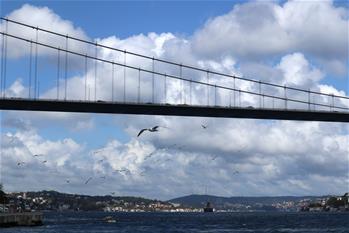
[122, 168, 131, 174]
[114, 168, 131, 175]
[154, 158, 163, 164]
[8, 136, 16, 144]
[144, 151, 156, 160]
[85, 177, 93, 184]
[93, 149, 104, 154]
[201, 124, 208, 129]
[165, 143, 177, 149]
[211, 155, 218, 161]
[137, 126, 160, 137]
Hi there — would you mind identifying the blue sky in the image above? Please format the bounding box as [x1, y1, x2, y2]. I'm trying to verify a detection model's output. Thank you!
[0, 1, 348, 198]
[1, 1, 347, 89]
[1, 1, 240, 37]
[0, 0, 245, 149]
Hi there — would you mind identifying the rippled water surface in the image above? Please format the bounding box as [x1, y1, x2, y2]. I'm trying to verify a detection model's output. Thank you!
[2, 212, 349, 233]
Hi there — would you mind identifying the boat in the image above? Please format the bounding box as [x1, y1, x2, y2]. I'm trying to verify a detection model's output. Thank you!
[103, 216, 117, 223]
[203, 201, 214, 212]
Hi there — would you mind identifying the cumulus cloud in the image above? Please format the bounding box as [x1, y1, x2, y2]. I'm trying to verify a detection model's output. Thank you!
[277, 53, 324, 87]
[1, 117, 348, 199]
[192, 0, 348, 76]
[0, 4, 90, 59]
[1, 2, 348, 199]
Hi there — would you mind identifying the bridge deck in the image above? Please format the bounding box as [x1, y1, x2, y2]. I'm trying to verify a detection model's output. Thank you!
[0, 98, 348, 122]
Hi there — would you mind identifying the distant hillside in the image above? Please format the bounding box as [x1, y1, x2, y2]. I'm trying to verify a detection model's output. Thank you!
[8, 190, 170, 211]
[168, 194, 324, 210]
[25, 190, 161, 205]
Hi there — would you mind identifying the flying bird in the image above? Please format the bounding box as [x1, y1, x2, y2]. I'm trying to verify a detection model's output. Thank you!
[177, 145, 186, 150]
[154, 158, 163, 164]
[17, 162, 25, 166]
[93, 149, 104, 154]
[98, 159, 104, 163]
[42, 160, 47, 164]
[8, 136, 16, 144]
[211, 155, 218, 161]
[139, 171, 146, 176]
[66, 179, 70, 184]
[114, 168, 131, 175]
[85, 177, 93, 184]
[110, 192, 116, 195]
[201, 124, 208, 129]
[137, 126, 160, 137]
[33, 154, 44, 157]
[144, 151, 156, 160]
[163, 158, 172, 163]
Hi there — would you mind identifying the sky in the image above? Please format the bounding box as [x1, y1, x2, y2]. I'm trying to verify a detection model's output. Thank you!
[0, 0, 348, 200]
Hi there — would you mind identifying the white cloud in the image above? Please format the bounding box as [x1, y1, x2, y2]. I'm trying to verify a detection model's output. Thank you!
[1, 118, 348, 199]
[2, 110, 94, 132]
[1, 2, 348, 199]
[1, 4, 89, 59]
[192, 0, 348, 76]
[5, 79, 27, 97]
[277, 52, 324, 88]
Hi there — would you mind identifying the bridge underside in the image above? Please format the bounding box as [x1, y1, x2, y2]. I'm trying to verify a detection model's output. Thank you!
[0, 99, 348, 122]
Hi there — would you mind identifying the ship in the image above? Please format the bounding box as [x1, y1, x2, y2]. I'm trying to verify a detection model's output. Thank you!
[203, 201, 214, 212]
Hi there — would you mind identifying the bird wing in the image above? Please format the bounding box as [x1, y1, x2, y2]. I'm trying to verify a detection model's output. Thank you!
[137, 128, 148, 137]
[145, 151, 156, 160]
[152, 126, 160, 131]
[211, 155, 218, 160]
[85, 177, 92, 184]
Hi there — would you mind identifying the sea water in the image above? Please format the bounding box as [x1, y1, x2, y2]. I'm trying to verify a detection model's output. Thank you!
[2, 211, 349, 233]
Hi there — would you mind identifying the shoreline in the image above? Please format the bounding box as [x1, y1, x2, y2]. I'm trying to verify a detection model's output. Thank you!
[0, 212, 43, 228]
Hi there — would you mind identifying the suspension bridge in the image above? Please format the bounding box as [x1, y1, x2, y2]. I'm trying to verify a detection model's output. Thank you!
[0, 18, 348, 122]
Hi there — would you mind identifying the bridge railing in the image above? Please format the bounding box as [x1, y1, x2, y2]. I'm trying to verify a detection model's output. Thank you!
[0, 17, 348, 113]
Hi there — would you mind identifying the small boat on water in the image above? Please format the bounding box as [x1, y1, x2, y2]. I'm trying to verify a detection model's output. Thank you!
[103, 216, 117, 223]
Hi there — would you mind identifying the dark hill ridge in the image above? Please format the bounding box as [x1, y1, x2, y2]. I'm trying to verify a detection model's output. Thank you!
[8, 190, 170, 211]
[7, 191, 331, 211]
[24, 190, 160, 205]
[168, 194, 326, 209]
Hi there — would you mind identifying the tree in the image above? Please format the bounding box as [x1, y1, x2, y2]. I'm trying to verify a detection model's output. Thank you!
[326, 197, 345, 208]
[0, 183, 7, 204]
